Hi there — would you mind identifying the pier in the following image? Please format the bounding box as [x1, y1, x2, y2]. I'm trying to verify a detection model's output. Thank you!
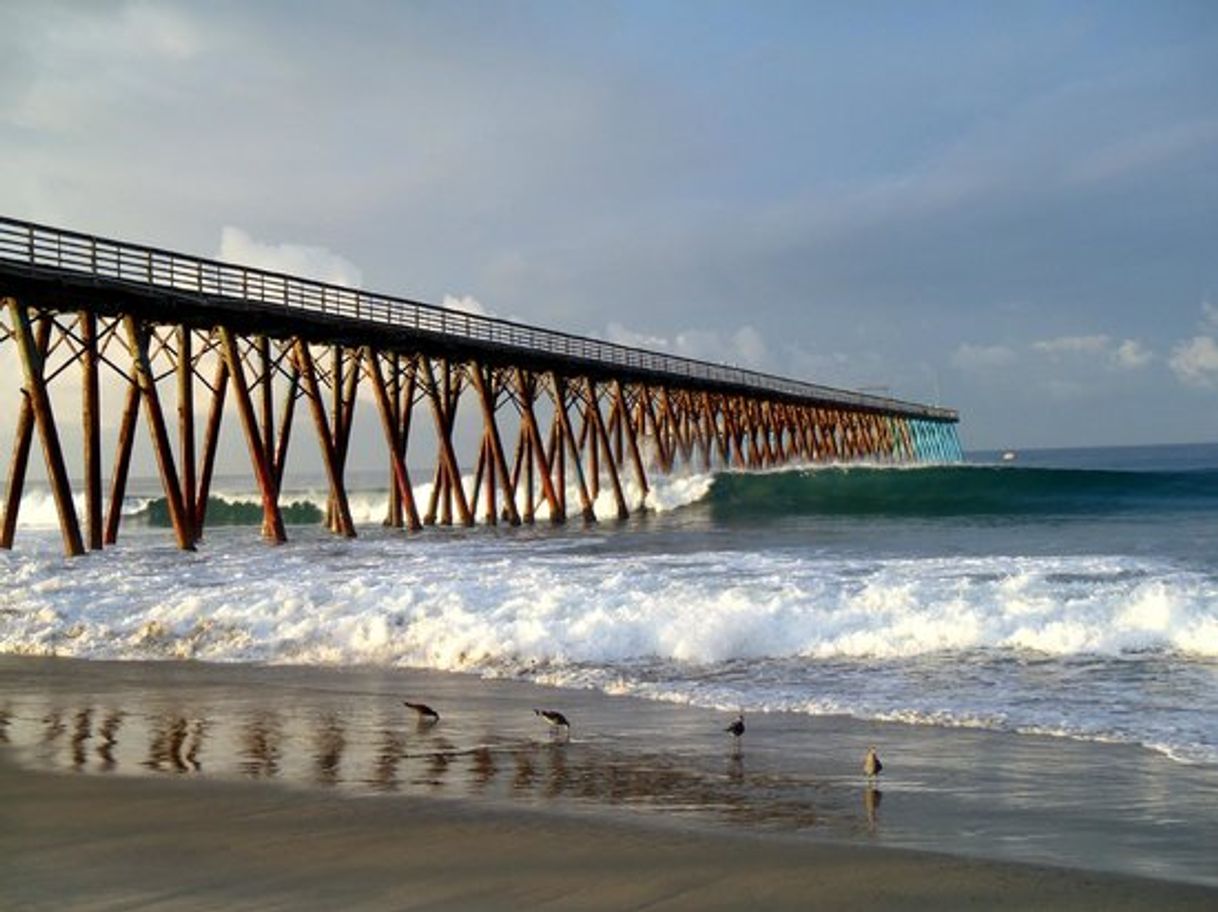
[0, 216, 961, 556]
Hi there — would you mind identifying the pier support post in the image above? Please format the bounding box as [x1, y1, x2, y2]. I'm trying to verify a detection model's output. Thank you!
[125, 317, 194, 551]
[8, 301, 84, 556]
[219, 328, 286, 544]
[81, 311, 103, 550]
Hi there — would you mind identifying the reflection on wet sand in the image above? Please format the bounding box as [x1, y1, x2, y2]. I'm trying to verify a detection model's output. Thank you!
[424, 737, 456, 788]
[146, 716, 191, 773]
[0, 704, 10, 743]
[240, 713, 282, 778]
[4, 699, 873, 834]
[71, 709, 92, 769]
[97, 712, 124, 771]
[313, 715, 346, 786]
[469, 746, 495, 791]
[864, 786, 883, 834]
[372, 728, 407, 792]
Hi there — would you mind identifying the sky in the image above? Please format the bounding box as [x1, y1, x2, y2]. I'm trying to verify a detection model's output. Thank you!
[2, 0, 1217, 457]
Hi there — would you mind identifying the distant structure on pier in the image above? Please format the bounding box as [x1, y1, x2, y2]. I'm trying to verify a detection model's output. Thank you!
[0, 216, 961, 556]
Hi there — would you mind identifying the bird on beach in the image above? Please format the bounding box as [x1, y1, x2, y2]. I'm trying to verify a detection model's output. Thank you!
[402, 701, 440, 725]
[864, 745, 883, 778]
[725, 712, 745, 739]
[534, 708, 570, 736]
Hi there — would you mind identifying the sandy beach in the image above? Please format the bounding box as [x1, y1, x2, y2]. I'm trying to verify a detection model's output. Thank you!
[2, 656, 1216, 911]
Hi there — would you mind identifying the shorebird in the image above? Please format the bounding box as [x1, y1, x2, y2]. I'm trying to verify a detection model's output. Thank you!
[725, 713, 745, 739]
[403, 701, 440, 724]
[863, 745, 883, 778]
[534, 708, 570, 736]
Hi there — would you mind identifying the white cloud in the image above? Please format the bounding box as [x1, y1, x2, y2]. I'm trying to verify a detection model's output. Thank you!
[1169, 336, 1218, 389]
[218, 227, 362, 287]
[441, 294, 489, 317]
[605, 321, 670, 352]
[1202, 299, 1218, 331]
[604, 322, 769, 369]
[1111, 339, 1152, 370]
[950, 343, 1016, 370]
[1032, 334, 1110, 357]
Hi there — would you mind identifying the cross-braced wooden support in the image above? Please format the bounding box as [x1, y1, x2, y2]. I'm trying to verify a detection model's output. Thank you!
[0, 298, 958, 556]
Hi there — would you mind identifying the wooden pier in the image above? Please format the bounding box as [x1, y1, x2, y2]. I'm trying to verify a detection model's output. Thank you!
[0, 216, 961, 556]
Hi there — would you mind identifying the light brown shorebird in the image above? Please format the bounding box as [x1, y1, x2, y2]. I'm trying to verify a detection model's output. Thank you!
[724, 712, 745, 739]
[403, 701, 440, 724]
[534, 708, 570, 736]
[864, 745, 883, 778]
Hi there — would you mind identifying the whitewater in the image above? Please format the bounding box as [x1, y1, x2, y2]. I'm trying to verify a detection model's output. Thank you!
[2, 444, 1217, 767]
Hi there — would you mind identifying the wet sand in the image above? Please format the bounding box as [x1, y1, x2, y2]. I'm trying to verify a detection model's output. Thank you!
[2, 656, 1217, 910]
[7, 752, 1218, 912]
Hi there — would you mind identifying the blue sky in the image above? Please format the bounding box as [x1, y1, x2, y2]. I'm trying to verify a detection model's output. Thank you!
[2, 0, 1216, 452]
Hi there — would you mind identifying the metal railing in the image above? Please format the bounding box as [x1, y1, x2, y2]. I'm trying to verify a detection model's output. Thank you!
[0, 215, 957, 421]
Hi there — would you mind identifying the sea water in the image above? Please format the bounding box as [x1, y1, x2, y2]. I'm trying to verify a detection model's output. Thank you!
[3, 443, 1216, 770]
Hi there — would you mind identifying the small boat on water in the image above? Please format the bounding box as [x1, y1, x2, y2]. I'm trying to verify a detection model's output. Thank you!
[1001, 451, 1017, 462]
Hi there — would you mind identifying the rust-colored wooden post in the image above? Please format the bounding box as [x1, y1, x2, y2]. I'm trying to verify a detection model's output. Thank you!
[104, 382, 141, 545]
[258, 336, 274, 465]
[219, 327, 286, 544]
[365, 347, 422, 532]
[550, 373, 595, 523]
[1, 314, 51, 550]
[585, 379, 628, 519]
[178, 326, 197, 539]
[0, 391, 34, 549]
[421, 357, 472, 526]
[194, 358, 228, 538]
[81, 311, 103, 549]
[125, 317, 193, 551]
[615, 381, 649, 501]
[295, 340, 356, 538]
[8, 303, 84, 556]
[516, 369, 562, 523]
[386, 351, 402, 528]
[470, 363, 520, 525]
[272, 362, 298, 488]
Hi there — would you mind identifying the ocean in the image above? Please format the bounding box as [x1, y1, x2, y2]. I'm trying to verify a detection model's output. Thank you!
[2, 442, 1217, 881]
[4, 442, 1216, 765]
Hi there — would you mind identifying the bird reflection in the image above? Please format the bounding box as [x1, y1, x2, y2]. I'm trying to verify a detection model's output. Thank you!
[512, 750, 537, 794]
[313, 715, 346, 786]
[184, 719, 207, 771]
[239, 713, 282, 778]
[726, 752, 745, 784]
[544, 741, 568, 798]
[470, 746, 495, 790]
[421, 737, 457, 789]
[42, 710, 66, 744]
[0, 704, 11, 743]
[145, 716, 190, 773]
[372, 728, 407, 791]
[71, 708, 93, 769]
[863, 786, 883, 834]
[96, 712, 125, 771]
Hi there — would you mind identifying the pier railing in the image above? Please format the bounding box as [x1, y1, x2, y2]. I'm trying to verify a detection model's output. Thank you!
[0, 215, 956, 421]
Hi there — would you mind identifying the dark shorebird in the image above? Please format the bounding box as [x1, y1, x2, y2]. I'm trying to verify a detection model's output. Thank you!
[403, 701, 440, 724]
[534, 708, 570, 735]
[864, 745, 883, 778]
[725, 713, 745, 739]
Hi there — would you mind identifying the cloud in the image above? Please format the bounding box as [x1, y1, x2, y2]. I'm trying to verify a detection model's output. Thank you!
[441, 294, 489, 317]
[604, 322, 769, 369]
[1031, 334, 1152, 370]
[1032, 334, 1111, 357]
[218, 227, 362, 287]
[1111, 339, 1152, 370]
[1169, 336, 1218, 389]
[1202, 299, 1218, 330]
[950, 343, 1016, 371]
